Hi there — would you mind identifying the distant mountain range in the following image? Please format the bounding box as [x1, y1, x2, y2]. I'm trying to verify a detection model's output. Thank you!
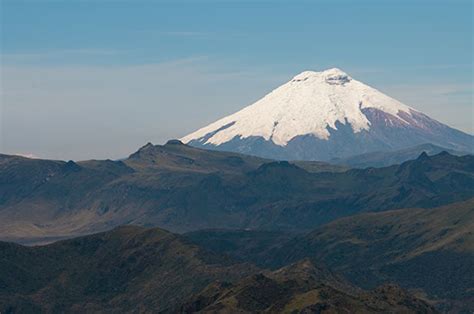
[182, 68, 474, 161]
[1, 141, 473, 244]
[331, 143, 469, 168]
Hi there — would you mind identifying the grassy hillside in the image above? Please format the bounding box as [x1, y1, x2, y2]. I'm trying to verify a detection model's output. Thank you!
[0, 227, 436, 313]
[187, 199, 474, 312]
[181, 259, 437, 313]
[0, 226, 256, 313]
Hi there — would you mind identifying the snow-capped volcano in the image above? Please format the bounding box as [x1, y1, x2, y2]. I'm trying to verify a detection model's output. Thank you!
[181, 68, 473, 161]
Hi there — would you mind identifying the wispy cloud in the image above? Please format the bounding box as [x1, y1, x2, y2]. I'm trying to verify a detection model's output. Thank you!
[350, 63, 473, 75]
[129, 29, 249, 41]
[1, 48, 124, 64]
[159, 31, 209, 37]
[384, 83, 473, 96]
[130, 29, 213, 39]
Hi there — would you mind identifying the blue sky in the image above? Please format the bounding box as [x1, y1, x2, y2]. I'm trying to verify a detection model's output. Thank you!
[1, 0, 473, 160]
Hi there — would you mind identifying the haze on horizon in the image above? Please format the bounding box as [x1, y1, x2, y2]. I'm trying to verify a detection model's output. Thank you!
[1, 0, 473, 161]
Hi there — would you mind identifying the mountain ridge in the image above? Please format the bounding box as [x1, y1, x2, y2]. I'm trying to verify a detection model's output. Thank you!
[0, 146, 473, 244]
[330, 143, 469, 168]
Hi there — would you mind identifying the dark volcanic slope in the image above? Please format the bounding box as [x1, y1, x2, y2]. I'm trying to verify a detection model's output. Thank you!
[0, 226, 256, 313]
[1, 142, 473, 242]
[187, 199, 474, 312]
[182, 259, 436, 314]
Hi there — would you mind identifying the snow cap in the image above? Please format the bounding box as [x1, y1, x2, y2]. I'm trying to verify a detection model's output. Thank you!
[292, 68, 352, 85]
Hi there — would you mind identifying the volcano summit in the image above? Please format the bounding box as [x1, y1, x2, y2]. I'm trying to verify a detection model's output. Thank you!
[182, 68, 473, 161]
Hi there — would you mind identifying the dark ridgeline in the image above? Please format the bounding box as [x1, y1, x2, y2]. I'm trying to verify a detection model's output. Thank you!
[0, 142, 473, 243]
[330, 143, 470, 168]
